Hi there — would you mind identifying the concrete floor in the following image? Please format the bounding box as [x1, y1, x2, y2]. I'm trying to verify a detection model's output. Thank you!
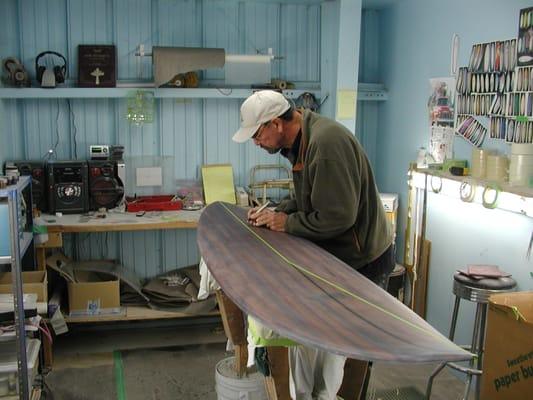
[43, 319, 468, 400]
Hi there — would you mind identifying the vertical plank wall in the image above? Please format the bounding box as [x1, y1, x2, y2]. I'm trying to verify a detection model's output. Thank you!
[356, 9, 380, 168]
[0, 0, 324, 278]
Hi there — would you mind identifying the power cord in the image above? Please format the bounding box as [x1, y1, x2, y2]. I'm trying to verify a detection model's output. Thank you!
[67, 99, 78, 158]
[319, 94, 329, 107]
[53, 98, 60, 154]
[42, 99, 62, 160]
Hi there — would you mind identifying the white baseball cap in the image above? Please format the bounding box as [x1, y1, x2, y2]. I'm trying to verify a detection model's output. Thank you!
[232, 90, 290, 143]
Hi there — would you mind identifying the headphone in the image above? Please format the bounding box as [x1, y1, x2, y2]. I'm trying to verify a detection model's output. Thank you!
[296, 92, 319, 112]
[3, 57, 30, 87]
[35, 51, 67, 86]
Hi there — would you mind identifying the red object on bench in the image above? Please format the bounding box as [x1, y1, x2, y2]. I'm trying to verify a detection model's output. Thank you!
[126, 195, 183, 212]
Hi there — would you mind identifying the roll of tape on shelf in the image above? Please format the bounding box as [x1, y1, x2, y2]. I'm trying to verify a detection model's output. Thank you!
[430, 174, 442, 193]
[486, 155, 509, 182]
[272, 79, 288, 90]
[460, 179, 476, 202]
[482, 183, 501, 209]
[471, 148, 495, 179]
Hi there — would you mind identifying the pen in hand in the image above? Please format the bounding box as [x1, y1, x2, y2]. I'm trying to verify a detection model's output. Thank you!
[255, 200, 271, 214]
[248, 200, 270, 224]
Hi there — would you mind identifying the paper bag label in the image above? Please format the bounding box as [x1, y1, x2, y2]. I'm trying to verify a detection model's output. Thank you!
[493, 349, 533, 392]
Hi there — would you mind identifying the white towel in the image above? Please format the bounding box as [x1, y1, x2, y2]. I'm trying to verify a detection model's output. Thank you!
[197, 257, 220, 300]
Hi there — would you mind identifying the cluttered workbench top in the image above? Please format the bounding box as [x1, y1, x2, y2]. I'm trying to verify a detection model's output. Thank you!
[40, 209, 203, 233]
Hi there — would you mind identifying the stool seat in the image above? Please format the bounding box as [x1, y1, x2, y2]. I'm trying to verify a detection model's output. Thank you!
[453, 272, 517, 304]
[454, 272, 517, 290]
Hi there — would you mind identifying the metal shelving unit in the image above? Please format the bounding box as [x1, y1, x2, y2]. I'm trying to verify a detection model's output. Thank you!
[0, 176, 34, 400]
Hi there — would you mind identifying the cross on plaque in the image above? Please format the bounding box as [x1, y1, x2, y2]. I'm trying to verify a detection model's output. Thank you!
[90, 68, 105, 85]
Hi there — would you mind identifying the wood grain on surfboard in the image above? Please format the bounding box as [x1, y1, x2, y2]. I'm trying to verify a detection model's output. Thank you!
[197, 202, 471, 363]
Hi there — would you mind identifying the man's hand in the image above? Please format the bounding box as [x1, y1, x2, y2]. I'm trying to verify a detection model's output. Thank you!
[247, 206, 260, 221]
[248, 209, 288, 232]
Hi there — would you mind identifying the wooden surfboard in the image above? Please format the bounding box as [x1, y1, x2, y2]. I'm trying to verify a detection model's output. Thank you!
[197, 202, 471, 363]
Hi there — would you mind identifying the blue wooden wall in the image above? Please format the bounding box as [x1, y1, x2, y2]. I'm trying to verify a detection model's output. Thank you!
[0, 0, 327, 277]
[0, 0, 380, 279]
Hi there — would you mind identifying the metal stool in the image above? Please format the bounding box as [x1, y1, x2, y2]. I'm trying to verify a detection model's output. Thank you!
[426, 272, 516, 400]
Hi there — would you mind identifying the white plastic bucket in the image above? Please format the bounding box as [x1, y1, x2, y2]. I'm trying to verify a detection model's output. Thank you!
[215, 356, 268, 400]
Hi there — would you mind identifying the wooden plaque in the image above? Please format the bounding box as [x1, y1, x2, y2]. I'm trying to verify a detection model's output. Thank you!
[78, 45, 116, 87]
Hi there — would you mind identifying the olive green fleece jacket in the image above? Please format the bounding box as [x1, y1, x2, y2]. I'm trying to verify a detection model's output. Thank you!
[276, 110, 392, 270]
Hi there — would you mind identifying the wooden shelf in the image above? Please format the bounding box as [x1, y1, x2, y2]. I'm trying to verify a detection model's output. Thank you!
[0, 86, 321, 100]
[64, 306, 219, 322]
[0, 83, 388, 101]
[417, 169, 533, 198]
[41, 209, 201, 233]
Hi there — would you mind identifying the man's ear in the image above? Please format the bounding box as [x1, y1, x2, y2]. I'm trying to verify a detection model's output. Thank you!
[271, 118, 282, 132]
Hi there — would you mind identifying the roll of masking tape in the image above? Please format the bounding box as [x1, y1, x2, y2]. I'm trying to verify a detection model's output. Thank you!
[482, 183, 501, 209]
[430, 174, 442, 193]
[460, 179, 476, 202]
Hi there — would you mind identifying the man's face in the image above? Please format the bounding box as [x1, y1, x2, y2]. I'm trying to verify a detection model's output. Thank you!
[252, 120, 282, 154]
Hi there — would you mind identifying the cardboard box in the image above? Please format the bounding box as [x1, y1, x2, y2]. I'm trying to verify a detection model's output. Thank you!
[68, 278, 120, 316]
[480, 292, 533, 399]
[0, 271, 47, 302]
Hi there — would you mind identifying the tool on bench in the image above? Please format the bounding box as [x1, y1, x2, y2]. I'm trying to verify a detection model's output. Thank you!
[126, 195, 183, 212]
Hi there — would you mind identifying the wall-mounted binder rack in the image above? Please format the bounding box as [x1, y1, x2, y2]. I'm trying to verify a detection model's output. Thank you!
[456, 33, 533, 144]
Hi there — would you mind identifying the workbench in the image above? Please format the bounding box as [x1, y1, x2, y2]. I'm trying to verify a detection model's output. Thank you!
[36, 209, 218, 323]
[41, 209, 202, 233]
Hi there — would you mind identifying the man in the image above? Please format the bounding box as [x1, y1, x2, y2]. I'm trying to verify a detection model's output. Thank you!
[232, 90, 394, 400]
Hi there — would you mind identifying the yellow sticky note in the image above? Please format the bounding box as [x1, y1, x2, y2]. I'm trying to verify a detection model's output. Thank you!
[336, 90, 357, 120]
[201, 164, 236, 205]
